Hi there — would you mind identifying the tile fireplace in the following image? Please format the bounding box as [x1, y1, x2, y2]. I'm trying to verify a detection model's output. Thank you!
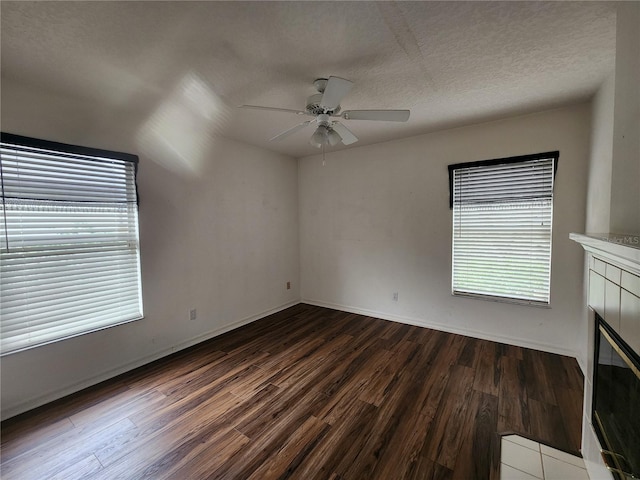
[571, 233, 640, 480]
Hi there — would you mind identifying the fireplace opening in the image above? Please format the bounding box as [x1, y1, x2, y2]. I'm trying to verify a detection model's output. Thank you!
[593, 313, 640, 479]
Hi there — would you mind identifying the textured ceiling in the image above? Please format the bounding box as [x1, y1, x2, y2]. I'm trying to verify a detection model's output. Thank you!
[1, 1, 616, 158]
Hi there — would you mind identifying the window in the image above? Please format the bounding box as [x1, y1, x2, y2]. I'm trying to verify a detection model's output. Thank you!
[1, 133, 143, 355]
[448, 151, 558, 305]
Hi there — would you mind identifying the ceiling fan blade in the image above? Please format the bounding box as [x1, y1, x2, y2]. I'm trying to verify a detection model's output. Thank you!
[269, 120, 314, 142]
[341, 110, 410, 122]
[331, 122, 358, 145]
[320, 76, 354, 110]
[239, 105, 307, 116]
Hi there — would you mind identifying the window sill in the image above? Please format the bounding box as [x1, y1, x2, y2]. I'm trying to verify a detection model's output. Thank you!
[452, 291, 551, 308]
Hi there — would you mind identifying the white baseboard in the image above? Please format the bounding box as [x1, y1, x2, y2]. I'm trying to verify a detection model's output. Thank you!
[302, 298, 578, 359]
[2, 300, 300, 421]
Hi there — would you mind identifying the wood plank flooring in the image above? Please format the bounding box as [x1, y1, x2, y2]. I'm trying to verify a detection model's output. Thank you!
[0, 304, 584, 480]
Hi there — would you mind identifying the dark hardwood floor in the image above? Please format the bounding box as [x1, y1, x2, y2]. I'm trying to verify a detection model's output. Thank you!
[0, 304, 584, 479]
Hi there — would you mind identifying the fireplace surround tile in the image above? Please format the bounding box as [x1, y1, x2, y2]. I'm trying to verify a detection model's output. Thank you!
[594, 258, 607, 276]
[604, 279, 621, 332]
[621, 289, 640, 354]
[621, 270, 640, 296]
[605, 263, 622, 284]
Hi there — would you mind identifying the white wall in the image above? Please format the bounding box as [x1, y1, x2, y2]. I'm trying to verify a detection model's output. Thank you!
[610, 2, 640, 234]
[580, 74, 616, 374]
[299, 104, 591, 357]
[585, 73, 615, 234]
[0, 78, 300, 419]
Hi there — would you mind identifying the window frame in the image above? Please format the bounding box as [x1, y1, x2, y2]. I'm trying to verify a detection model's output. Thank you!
[448, 151, 559, 306]
[0, 132, 143, 355]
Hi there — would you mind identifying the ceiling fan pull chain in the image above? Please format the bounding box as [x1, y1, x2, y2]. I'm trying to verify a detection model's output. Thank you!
[322, 143, 326, 167]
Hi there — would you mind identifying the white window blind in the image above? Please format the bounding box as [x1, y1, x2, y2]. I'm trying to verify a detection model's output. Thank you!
[1, 133, 143, 355]
[450, 154, 556, 305]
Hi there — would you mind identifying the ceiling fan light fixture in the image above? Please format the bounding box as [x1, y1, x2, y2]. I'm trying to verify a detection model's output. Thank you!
[327, 129, 342, 146]
[310, 125, 329, 148]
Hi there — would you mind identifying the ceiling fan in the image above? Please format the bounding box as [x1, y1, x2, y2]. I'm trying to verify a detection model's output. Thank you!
[239, 76, 410, 148]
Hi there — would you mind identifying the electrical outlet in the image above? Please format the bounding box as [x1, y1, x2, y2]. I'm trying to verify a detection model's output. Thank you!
[393, 292, 399, 302]
[287, 281, 291, 290]
[189, 308, 197, 321]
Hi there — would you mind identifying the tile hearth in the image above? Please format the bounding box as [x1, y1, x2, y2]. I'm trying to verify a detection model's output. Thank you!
[500, 435, 589, 480]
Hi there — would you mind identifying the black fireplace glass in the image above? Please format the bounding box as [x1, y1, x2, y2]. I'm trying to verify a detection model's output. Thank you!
[593, 314, 640, 479]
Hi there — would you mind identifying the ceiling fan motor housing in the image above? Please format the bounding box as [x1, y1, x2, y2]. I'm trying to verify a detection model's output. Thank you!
[306, 93, 341, 116]
[316, 113, 331, 127]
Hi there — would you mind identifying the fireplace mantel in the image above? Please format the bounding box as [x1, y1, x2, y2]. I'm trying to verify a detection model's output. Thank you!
[570, 233, 640, 276]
